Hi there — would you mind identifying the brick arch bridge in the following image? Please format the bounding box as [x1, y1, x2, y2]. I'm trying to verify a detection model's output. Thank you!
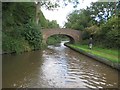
[42, 28, 82, 44]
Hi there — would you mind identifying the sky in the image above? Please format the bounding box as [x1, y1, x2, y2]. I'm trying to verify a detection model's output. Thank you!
[41, 0, 98, 28]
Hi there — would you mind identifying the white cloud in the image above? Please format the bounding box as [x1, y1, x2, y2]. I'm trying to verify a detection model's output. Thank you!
[41, 4, 73, 28]
[41, 0, 98, 28]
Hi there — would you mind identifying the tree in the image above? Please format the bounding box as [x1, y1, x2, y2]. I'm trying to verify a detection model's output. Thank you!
[88, 1, 119, 25]
[93, 15, 119, 48]
[64, 9, 92, 30]
[2, 2, 36, 33]
[2, 2, 42, 53]
[116, 0, 120, 16]
[35, 0, 80, 24]
[47, 20, 59, 28]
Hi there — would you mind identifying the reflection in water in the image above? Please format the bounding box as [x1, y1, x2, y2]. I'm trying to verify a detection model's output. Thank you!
[3, 41, 119, 88]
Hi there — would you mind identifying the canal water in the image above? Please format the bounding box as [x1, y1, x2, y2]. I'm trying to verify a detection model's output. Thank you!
[2, 41, 119, 89]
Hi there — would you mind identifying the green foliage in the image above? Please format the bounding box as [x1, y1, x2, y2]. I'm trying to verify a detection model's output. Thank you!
[47, 20, 59, 28]
[85, 25, 100, 35]
[106, 29, 119, 47]
[2, 2, 36, 29]
[82, 25, 100, 40]
[2, 2, 42, 54]
[3, 34, 31, 53]
[68, 44, 119, 63]
[47, 35, 61, 45]
[38, 1, 59, 10]
[65, 9, 92, 30]
[38, 10, 48, 28]
[96, 16, 119, 48]
[88, 2, 116, 25]
[39, 0, 80, 10]
[47, 35, 69, 45]
[65, 2, 119, 49]
[23, 21, 42, 50]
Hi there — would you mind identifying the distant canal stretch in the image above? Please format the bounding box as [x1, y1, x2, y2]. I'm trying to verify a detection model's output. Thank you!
[3, 41, 119, 89]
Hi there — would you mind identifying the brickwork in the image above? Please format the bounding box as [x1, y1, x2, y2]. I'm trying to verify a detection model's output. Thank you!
[41, 28, 82, 44]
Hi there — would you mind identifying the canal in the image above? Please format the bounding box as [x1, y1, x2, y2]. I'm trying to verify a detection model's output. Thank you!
[2, 41, 119, 89]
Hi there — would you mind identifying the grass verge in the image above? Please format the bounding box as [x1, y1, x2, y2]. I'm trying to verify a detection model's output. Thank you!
[68, 44, 119, 63]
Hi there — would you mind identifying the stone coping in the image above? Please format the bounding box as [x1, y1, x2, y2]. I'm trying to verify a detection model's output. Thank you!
[65, 44, 120, 71]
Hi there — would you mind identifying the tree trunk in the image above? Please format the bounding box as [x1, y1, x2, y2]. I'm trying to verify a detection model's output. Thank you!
[36, 2, 41, 24]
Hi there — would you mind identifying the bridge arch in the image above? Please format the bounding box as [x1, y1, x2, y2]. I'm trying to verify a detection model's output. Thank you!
[41, 28, 82, 44]
[46, 34, 75, 44]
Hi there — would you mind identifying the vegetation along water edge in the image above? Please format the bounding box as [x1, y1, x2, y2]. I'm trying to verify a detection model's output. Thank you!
[65, 43, 120, 70]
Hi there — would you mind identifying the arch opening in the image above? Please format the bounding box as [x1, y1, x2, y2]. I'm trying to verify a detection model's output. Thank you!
[42, 29, 81, 45]
[46, 34, 75, 45]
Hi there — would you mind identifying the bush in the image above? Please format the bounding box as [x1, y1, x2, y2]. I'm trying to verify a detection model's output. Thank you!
[22, 21, 42, 50]
[97, 16, 119, 48]
[82, 25, 100, 40]
[106, 29, 120, 48]
[2, 2, 43, 54]
[47, 35, 61, 45]
[3, 34, 31, 53]
[82, 30, 90, 40]
[82, 16, 119, 49]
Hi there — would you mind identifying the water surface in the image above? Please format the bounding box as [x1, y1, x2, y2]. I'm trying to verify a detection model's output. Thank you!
[3, 41, 119, 89]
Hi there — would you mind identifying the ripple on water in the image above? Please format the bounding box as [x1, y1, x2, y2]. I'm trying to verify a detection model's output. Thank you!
[3, 41, 119, 88]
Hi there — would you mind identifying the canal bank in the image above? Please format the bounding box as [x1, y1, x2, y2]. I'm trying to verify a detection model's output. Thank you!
[64, 43, 120, 71]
